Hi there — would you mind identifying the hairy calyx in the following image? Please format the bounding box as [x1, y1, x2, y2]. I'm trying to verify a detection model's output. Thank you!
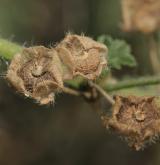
[102, 96, 160, 150]
[6, 34, 108, 104]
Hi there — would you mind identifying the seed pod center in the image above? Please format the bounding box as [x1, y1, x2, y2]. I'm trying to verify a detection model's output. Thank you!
[134, 109, 145, 122]
[31, 65, 44, 77]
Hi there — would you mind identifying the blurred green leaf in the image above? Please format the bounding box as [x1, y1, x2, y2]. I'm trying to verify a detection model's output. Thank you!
[98, 35, 137, 70]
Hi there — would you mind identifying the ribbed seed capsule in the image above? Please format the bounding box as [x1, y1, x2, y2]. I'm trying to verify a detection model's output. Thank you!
[6, 35, 108, 104]
[102, 96, 160, 150]
[55, 34, 108, 80]
[6, 46, 63, 105]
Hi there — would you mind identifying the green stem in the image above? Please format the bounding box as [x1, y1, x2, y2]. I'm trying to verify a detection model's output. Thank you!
[104, 76, 160, 92]
[0, 38, 160, 93]
[0, 39, 22, 60]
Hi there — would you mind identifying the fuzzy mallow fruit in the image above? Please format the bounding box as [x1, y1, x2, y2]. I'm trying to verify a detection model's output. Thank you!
[102, 95, 160, 150]
[6, 35, 108, 104]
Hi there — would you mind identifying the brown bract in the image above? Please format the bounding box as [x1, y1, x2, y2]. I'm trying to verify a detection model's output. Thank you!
[55, 34, 108, 80]
[121, 0, 160, 33]
[102, 95, 160, 150]
[6, 46, 63, 105]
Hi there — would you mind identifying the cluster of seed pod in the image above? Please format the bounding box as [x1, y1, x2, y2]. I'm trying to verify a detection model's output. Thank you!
[6, 34, 160, 151]
[121, 0, 160, 33]
[102, 95, 160, 150]
[6, 34, 108, 104]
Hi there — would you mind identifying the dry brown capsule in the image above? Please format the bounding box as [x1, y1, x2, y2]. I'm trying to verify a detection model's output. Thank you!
[6, 46, 63, 105]
[102, 95, 160, 150]
[121, 0, 160, 33]
[55, 34, 108, 80]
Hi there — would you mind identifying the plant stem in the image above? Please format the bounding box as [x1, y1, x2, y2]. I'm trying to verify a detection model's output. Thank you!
[0, 39, 22, 60]
[89, 81, 115, 105]
[1, 38, 160, 93]
[104, 75, 160, 92]
[62, 87, 81, 96]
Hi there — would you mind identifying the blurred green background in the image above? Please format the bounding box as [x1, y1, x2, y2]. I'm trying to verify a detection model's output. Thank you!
[0, 0, 160, 165]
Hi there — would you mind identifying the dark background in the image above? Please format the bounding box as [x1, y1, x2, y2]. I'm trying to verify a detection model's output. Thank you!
[0, 0, 160, 165]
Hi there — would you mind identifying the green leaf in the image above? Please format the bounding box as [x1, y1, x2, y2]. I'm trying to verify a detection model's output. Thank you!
[98, 35, 137, 70]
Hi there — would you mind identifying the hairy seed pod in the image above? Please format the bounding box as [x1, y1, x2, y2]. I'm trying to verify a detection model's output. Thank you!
[102, 95, 160, 150]
[6, 35, 108, 104]
[121, 0, 160, 33]
[6, 46, 63, 105]
[55, 34, 108, 80]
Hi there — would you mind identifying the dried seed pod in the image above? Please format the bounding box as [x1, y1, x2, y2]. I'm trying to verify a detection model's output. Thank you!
[121, 0, 160, 33]
[55, 34, 108, 80]
[103, 95, 160, 150]
[6, 35, 108, 104]
[6, 46, 63, 105]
